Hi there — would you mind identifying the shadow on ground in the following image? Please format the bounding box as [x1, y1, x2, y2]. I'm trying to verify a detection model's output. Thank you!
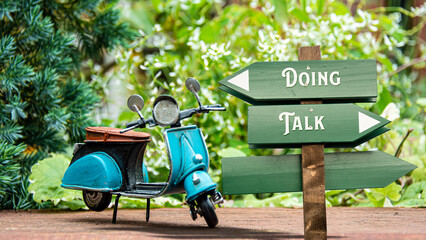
[72, 217, 342, 239]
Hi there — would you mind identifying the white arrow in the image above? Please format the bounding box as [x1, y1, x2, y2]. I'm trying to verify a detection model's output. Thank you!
[228, 70, 249, 91]
[358, 112, 380, 134]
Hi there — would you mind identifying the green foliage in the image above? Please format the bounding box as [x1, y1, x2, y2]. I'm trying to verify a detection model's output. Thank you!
[6, 0, 423, 209]
[99, 0, 425, 208]
[397, 181, 426, 207]
[217, 147, 246, 158]
[0, 140, 43, 209]
[28, 154, 85, 210]
[0, 141, 25, 198]
[0, 0, 135, 209]
[229, 193, 303, 208]
[365, 183, 402, 207]
[118, 196, 182, 209]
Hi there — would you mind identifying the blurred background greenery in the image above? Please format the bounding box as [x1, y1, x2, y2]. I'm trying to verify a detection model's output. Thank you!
[1, 0, 425, 209]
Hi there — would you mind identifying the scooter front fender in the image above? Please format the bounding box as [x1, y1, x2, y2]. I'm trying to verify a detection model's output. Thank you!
[184, 171, 216, 202]
[61, 152, 122, 192]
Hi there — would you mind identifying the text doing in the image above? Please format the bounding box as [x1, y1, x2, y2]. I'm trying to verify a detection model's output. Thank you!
[282, 67, 341, 88]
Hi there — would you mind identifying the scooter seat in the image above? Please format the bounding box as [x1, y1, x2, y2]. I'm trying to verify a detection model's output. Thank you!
[85, 127, 151, 142]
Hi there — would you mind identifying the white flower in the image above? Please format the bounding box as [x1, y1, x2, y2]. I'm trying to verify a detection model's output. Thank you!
[195, 15, 205, 25]
[261, 1, 274, 14]
[153, 62, 164, 68]
[383, 35, 393, 50]
[249, 0, 259, 9]
[187, 28, 201, 50]
[381, 103, 400, 122]
[154, 71, 162, 80]
[153, 24, 162, 32]
[411, 3, 426, 17]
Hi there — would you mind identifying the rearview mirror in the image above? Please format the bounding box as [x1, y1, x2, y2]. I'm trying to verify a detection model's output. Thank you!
[127, 94, 144, 112]
[185, 78, 202, 107]
[185, 77, 200, 93]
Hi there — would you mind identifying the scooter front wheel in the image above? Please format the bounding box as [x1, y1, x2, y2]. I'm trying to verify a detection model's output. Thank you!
[82, 190, 112, 211]
[196, 194, 218, 228]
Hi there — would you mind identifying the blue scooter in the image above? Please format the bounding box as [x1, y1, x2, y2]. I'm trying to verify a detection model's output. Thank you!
[61, 78, 225, 228]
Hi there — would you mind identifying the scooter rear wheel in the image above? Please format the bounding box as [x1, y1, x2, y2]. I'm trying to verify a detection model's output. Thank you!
[82, 190, 112, 211]
[196, 194, 218, 228]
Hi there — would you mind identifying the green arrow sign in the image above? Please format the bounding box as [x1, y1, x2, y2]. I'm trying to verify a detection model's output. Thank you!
[222, 151, 416, 195]
[219, 59, 377, 105]
[248, 104, 390, 148]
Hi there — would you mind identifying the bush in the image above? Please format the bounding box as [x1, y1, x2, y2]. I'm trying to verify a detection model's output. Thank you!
[0, 0, 135, 209]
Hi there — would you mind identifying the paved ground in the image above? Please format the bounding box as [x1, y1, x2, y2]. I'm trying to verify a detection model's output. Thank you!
[1, 207, 425, 239]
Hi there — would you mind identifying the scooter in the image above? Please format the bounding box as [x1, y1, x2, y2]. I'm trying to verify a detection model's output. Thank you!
[61, 78, 225, 228]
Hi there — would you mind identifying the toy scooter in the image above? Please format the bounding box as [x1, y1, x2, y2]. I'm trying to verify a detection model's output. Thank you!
[61, 78, 225, 228]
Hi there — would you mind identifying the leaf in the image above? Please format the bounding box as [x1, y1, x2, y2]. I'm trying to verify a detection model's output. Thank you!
[403, 155, 425, 181]
[375, 86, 393, 113]
[200, 21, 222, 43]
[118, 110, 136, 122]
[378, 55, 393, 72]
[231, 193, 303, 208]
[28, 154, 84, 208]
[400, 181, 426, 201]
[365, 182, 402, 207]
[325, 190, 346, 196]
[118, 196, 181, 209]
[317, 0, 325, 15]
[57, 199, 86, 210]
[396, 198, 425, 207]
[120, 2, 154, 34]
[397, 181, 426, 207]
[290, 8, 310, 22]
[416, 98, 426, 108]
[217, 147, 246, 158]
[330, 1, 350, 15]
[272, 0, 288, 24]
[100, 118, 113, 126]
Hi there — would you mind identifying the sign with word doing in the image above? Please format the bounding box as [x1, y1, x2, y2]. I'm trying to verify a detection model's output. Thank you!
[219, 59, 377, 104]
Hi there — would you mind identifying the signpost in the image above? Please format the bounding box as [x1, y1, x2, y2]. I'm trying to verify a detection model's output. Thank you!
[298, 46, 326, 240]
[248, 104, 390, 148]
[222, 151, 417, 195]
[219, 59, 377, 104]
[219, 46, 416, 240]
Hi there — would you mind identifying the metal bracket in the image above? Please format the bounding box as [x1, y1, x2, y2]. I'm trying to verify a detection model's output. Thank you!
[212, 191, 224, 207]
[112, 194, 121, 224]
[146, 198, 150, 222]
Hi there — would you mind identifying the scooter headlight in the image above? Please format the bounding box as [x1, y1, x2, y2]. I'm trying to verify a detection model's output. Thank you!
[153, 95, 180, 127]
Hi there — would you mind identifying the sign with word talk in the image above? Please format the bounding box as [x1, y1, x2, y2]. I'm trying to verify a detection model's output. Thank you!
[219, 59, 377, 104]
[248, 103, 390, 148]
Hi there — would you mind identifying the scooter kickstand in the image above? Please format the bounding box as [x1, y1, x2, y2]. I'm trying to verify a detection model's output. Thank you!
[112, 194, 121, 224]
[146, 198, 150, 222]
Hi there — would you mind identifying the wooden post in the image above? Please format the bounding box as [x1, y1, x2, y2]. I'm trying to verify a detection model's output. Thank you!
[298, 46, 327, 240]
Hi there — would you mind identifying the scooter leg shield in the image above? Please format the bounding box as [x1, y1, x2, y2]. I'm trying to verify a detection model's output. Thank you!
[61, 152, 122, 191]
[184, 171, 217, 202]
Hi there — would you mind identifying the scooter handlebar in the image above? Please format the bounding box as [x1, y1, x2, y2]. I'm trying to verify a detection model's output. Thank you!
[121, 119, 147, 133]
[179, 105, 226, 121]
[126, 120, 141, 128]
[122, 104, 225, 132]
[203, 105, 226, 111]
